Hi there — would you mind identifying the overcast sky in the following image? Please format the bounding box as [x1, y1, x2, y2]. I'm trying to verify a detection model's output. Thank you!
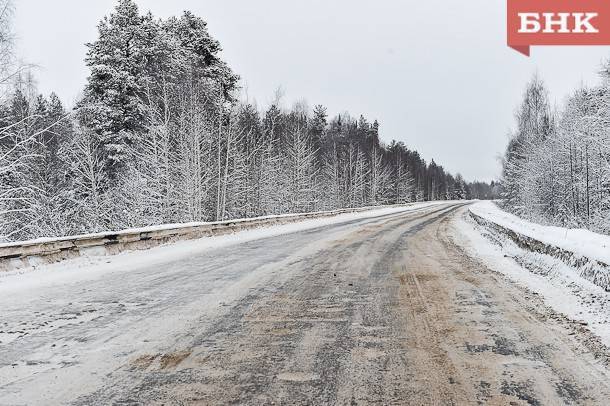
[13, 0, 610, 181]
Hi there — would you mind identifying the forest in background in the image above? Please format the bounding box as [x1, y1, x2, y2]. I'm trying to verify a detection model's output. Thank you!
[502, 71, 610, 234]
[0, 0, 496, 242]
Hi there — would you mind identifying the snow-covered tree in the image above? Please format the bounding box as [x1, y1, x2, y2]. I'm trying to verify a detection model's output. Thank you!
[501, 70, 610, 234]
[0, 0, 489, 242]
[81, 0, 157, 177]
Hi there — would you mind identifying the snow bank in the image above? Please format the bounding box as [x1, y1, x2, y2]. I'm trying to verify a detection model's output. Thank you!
[469, 201, 610, 291]
[452, 208, 610, 348]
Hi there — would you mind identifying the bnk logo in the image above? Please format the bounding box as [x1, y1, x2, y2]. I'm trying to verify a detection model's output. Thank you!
[507, 0, 610, 56]
[518, 13, 598, 34]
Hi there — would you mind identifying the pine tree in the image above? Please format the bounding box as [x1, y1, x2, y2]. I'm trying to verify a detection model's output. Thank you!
[164, 11, 238, 99]
[81, 0, 157, 177]
[453, 174, 467, 200]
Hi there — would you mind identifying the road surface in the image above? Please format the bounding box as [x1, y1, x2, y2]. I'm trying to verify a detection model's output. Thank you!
[1, 202, 610, 405]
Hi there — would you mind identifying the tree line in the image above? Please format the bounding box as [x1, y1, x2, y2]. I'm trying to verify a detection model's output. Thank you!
[0, 0, 493, 242]
[502, 71, 610, 234]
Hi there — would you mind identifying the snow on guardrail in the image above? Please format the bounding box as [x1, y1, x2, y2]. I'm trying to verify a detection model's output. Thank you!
[0, 204, 418, 272]
[468, 201, 610, 291]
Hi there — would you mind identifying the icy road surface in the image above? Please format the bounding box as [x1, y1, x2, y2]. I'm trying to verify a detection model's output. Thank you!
[2, 202, 610, 405]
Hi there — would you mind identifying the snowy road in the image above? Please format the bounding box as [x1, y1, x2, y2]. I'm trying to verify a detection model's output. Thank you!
[2, 202, 610, 405]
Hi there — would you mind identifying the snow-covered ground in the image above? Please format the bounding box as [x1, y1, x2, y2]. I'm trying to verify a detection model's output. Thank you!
[452, 201, 610, 347]
[469, 201, 610, 265]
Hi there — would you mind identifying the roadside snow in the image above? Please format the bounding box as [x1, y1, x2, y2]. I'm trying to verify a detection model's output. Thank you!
[452, 203, 610, 347]
[470, 200, 610, 265]
[0, 202, 447, 298]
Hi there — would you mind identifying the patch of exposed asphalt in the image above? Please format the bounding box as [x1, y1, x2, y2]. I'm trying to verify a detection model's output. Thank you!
[500, 380, 541, 406]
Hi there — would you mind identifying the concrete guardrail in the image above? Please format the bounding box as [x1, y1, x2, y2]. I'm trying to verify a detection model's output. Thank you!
[0, 204, 414, 272]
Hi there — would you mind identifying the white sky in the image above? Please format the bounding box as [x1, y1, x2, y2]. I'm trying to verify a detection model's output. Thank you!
[13, 0, 610, 181]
